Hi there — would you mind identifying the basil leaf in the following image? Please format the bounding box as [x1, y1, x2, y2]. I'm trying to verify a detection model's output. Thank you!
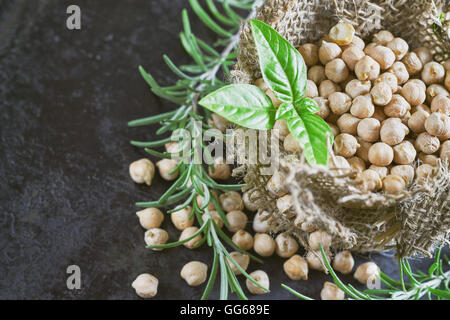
[249, 19, 307, 106]
[198, 84, 276, 130]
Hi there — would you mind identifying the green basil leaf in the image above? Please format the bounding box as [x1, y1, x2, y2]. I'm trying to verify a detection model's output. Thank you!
[298, 97, 320, 113]
[198, 84, 276, 130]
[249, 19, 307, 106]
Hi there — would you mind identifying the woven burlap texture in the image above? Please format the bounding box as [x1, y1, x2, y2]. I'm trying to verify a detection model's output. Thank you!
[231, 0, 450, 258]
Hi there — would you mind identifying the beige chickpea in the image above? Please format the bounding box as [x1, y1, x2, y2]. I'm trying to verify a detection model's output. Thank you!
[165, 141, 180, 154]
[332, 251, 354, 274]
[413, 47, 433, 65]
[333, 133, 360, 158]
[325, 58, 349, 83]
[312, 96, 330, 119]
[424, 112, 450, 137]
[422, 62, 445, 85]
[369, 165, 389, 179]
[347, 156, 366, 173]
[266, 171, 288, 197]
[371, 82, 393, 106]
[383, 174, 406, 194]
[329, 155, 351, 170]
[391, 165, 415, 185]
[328, 92, 351, 115]
[375, 72, 398, 93]
[342, 46, 365, 71]
[319, 41, 342, 65]
[305, 79, 318, 98]
[368, 45, 395, 70]
[219, 191, 244, 213]
[439, 140, 450, 163]
[283, 133, 299, 153]
[180, 261, 208, 286]
[202, 210, 224, 228]
[265, 88, 283, 108]
[254, 77, 270, 92]
[355, 56, 380, 81]
[196, 193, 216, 211]
[355, 169, 382, 192]
[329, 21, 355, 45]
[354, 262, 379, 284]
[372, 30, 394, 45]
[384, 94, 410, 117]
[328, 122, 340, 137]
[408, 109, 430, 133]
[401, 82, 426, 106]
[171, 206, 194, 230]
[416, 163, 437, 181]
[356, 139, 372, 163]
[319, 79, 341, 98]
[380, 118, 409, 146]
[426, 84, 449, 104]
[393, 141, 416, 165]
[340, 74, 357, 88]
[407, 79, 427, 91]
[445, 71, 450, 91]
[253, 233, 276, 257]
[308, 65, 327, 85]
[242, 190, 259, 212]
[225, 210, 248, 233]
[413, 104, 432, 114]
[276, 194, 293, 213]
[345, 79, 371, 98]
[180, 226, 203, 249]
[136, 208, 164, 230]
[443, 59, 450, 72]
[211, 113, 231, 132]
[275, 233, 299, 258]
[402, 52, 423, 76]
[368, 142, 394, 166]
[431, 94, 450, 116]
[246, 270, 269, 295]
[298, 43, 319, 67]
[386, 38, 409, 60]
[308, 230, 332, 251]
[232, 230, 253, 251]
[283, 255, 309, 280]
[144, 228, 169, 251]
[208, 157, 231, 180]
[253, 210, 271, 233]
[364, 42, 378, 55]
[351, 95, 375, 118]
[418, 152, 439, 166]
[415, 132, 440, 154]
[357, 118, 380, 142]
[132, 273, 158, 299]
[388, 61, 409, 84]
[129, 158, 155, 185]
[273, 119, 290, 141]
[226, 251, 250, 275]
[372, 106, 387, 122]
[306, 250, 332, 272]
[342, 35, 365, 51]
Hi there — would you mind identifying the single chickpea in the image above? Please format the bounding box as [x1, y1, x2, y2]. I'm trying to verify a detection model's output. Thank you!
[402, 52, 423, 76]
[418, 152, 439, 166]
[171, 206, 194, 230]
[226, 251, 250, 275]
[342, 46, 365, 70]
[144, 228, 169, 251]
[355, 169, 382, 192]
[328, 122, 340, 136]
[319, 79, 341, 98]
[329, 21, 355, 45]
[246, 270, 269, 295]
[225, 211, 248, 233]
[383, 174, 406, 194]
[306, 79, 319, 98]
[276, 194, 293, 213]
[355, 56, 380, 81]
[328, 92, 352, 115]
[364, 42, 378, 55]
[211, 113, 231, 132]
[369, 165, 389, 179]
[386, 38, 409, 60]
[265, 89, 283, 108]
[165, 141, 180, 157]
[354, 262, 379, 284]
[416, 163, 437, 181]
[208, 157, 231, 180]
[356, 139, 372, 163]
[350, 95, 375, 118]
[321, 282, 345, 300]
[136, 208, 164, 230]
[372, 106, 387, 122]
[439, 140, 450, 163]
[298, 43, 319, 66]
[266, 171, 288, 197]
[275, 233, 299, 258]
[253, 210, 271, 233]
[424, 112, 450, 137]
[388, 61, 409, 84]
[445, 71, 450, 91]
[384, 94, 410, 117]
[393, 141, 416, 165]
[368, 45, 396, 70]
[219, 191, 244, 213]
[372, 30, 394, 45]
[368, 142, 394, 166]
[308, 65, 327, 85]
[129, 158, 155, 185]
[132, 274, 158, 299]
[375, 72, 398, 93]
[391, 165, 415, 185]
[254, 77, 270, 92]
[337, 113, 361, 135]
[180, 261, 208, 287]
[319, 41, 342, 65]
[273, 119, 290, 141]
[332, 251, 354, 274]
[415, 132, 441, 154]
[283, 255, 309, 280]
[443, 59, 450, 71]
[156, 158, 179, 181]
[401, 82, 426, 106]
[345, 79, 372, 98]
[202, 210, 224, 228]
[413, 47, 433, 65]
[413, 104, 432, 114]
[196, 193, 216, 211]
[422, 62, 445, 85]
[308, 230, 332, 251]
[342, 35, 365, 51]
[408, 109, 430, 133]
[325, 58, 349, 83]
[313, 96, 331, 119]
[330, 156, 351, 170]
[180, 226, 203, 249]
[371, 82, 393, 106]
[253, 233, 276, 257]
[242, 190, 259, 212]
[306, 250, 332, 272]
[407, 79, 427, 92]
[347, 156, 366, 173]
[380, 118, 409, 146]
[357, 118, 380, 142]
[232, 230, 253, 251]
[333, 133, 360, 158]
[426, 84, 449, 104]
[431, 94, 450, 115]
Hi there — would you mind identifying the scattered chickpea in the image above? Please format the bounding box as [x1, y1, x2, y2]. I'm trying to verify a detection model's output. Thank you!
[357, 118, 381, 142]
[375, 72, 398, 93]
[226, 210, 248, 233]
[369, 165, 389, 179]
[319, 41, 342, 65]
[132, 273, 158, 299]
[347, 156, 366, 173]
[329, 21, 355, 45]
[368, 142, 394, 166]
[319, 79, 341, 98]
[313, 96, 331, 119]
[129, 158, 155, 185]
[333, 133, 360, 157]
[253, 210, 271, 233]
[426, 84, 449, 104]
[273, 119, 290, 140]
[383, 174, 406, 194]
[232, 230, 254, 251]
[424, 112, 450, 137]
[401, 82, 426, 106]
[384, 94, 410, 118]
[391, 165, 415, 185]
[332, 251, 354, 274]
[418, 152, 439, 166]
[328, 92, 351, 115]
[388, 61, 409, 84]
[325, 58, 349, 83]
[180, 261, 208, 287]
[196, 193, 216, 211]
[253, 233, 276, 257]
[416, 163, 437, 181]
[355, 56, 380, 81]
[266, 171, 288, 197]
[180, 226, 203, 249]
[408, 109, 430, 133]
[298, 43, 319, 66]
[355, 169, 382, 192]
[246, 270, 269, 295]
[144, 228, 169, 251]
[136, 208, 164, 230]
[171, 206, 194, 231]
[380, 118, 409, 146]
[392, 141, 416, 165]
[330, 155, 351, 169]
[306, 250, 332, 272]
[283, 255, 309, 280]
[345, 79, 372, 98]
[219, 191, 244, 213]
[242, 190, 259, 212]
[415, 132, 441, 154]
[372, 30, 394, 45]
[386, 37, 409, 60]
[402, 52, 423, 75]
[431, 94, 450, 115]
[413, 47, 433, 65]
[342, 35, 365, 51]
[275, 233, 299, 258]
[308, 230, 332, 251]
[371, 82, 393, 106]
[354, 262, 379, 284]
[226, 251, 250, 275]
[342, 46, 365, 70]
[208, 157, 231, 180]
[321, 281, 345, 300]
[156, 159, 179, 181]
[368, 45, 396, 70]
[308, 65, 327, 85]
[305, 80, 319, 98]
[351, 95, 375, 118]
[422, 61, 445, 85]
[203, 210, 224, 228]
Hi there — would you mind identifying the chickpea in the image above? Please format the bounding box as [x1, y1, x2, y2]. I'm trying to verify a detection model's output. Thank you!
[355, 56, 380, 81]
[351, 95, 375, 118]
[332, 251, 354, 274]
[253, 210, 271, 233]
[171, 206, 194, 230]
[424, 112, 450, 137]
[273, 119, 290, 141]
[413, 47, 433, 65]
[393, 141, 416, 165]
[319, 40, 342, 65]
[308, 65, 327, 85]
[345, 79, 372, 98]
[418, 152, 439, 166]
[253, 233, 276, 257]
[144, 228, 169, 251]
[165, 141, 180, 156]
[242, 190, 259, 212]
[342, 46, 365, 70]
[443, 59, 450, 72]
[333, 133, 360, 158]
[402, 52, 423, 76]
[305, 79, 318, 98]
[347, 155, 367, 173]
[246, 270, 269, 295]
[136, 208, 164, 230]
[368, 142, 394, 166]
[156, 158, 179, 181]
[266, 171, 288, 197]
[391, 165, 415, 185]
[375, 72, 398, 93]
[340, 74, 357, 88]
[320, 282, 345, 300]
[275, 233, 299, 258]
[369, 165, 389, 179]
[413, 104, 432, 114]
[355, 169, 382, 192]
[388, 61, 409, 84]
[132, 273, 158, 299]
[180, 226, 203, 249]
[371, 82, 393, 106]
[415, 132, 440, 154]
[372, 106, 387, 122]
[416, 163, 437, 181]
[203, 210, 224, 228]
[440, 140, 450, 163]
[129, 158, 155, 185]
[319, 79, 341, 98]
[384, 94, 410, 117]
[308, 230, 332, 250]
[364, 42, 378, 55]
[208, 157, 230, 180]
[357, 118, 380, 142]
[372, 30, 394, 45]
[313, 96, 330, 119]
[219, 191, 244, 213]
[225, 211, 247, 233]
[283, 255, 309, 280]
[325, 58, 349, 83]
[426, 84, 449, 104]
[329, 21, 355, 45]
[401, 82, 426, 106]
[211, 113, 231, 132]
[337, 113, 361, 135]
[368, 45, 396, 70]
[306, 250, 332, 272]
[330, 155, 351, 169]
[196, 192, 216, 211]
[328, 92, 351, 115]
[386, 37, 408, 60]
[431, 94, 450, 115]
[407, 79, 427, 92]
[180, 261, 208, 287]
[328, 122, 340, 136]
[226, 251, 249, 275]
[276, 194, 292, 213]
[383, 174, 406, 194]
[342, 35, 365, 51]
[265, 89, 283, 108]
[298, 43, 319, 66]
[354, 262, 379, 284]
[446, 71, 450, 91]
[356, 139, 372, 162]
[254, 78, 270, 92]
[408, 109, 430, 133]
[422, 62, 445, 85]
[380, 118, 409, 146]
[232, 230, 253, 251]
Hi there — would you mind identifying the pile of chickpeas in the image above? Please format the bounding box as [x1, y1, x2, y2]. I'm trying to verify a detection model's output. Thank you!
[256, 22, 450, 195]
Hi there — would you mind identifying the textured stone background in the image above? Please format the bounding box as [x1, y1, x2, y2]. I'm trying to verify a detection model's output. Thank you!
[0, 0, 447, 300]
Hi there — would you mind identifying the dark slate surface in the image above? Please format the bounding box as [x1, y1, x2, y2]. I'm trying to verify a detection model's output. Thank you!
[0, 0, 447, 300]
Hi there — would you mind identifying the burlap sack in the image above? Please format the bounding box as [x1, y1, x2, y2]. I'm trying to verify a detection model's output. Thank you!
[231, 0, 450, 258]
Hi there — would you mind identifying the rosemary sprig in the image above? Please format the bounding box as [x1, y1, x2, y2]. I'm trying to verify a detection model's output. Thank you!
[283, 245, 450, 300]
[129, 0, 267, 300]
